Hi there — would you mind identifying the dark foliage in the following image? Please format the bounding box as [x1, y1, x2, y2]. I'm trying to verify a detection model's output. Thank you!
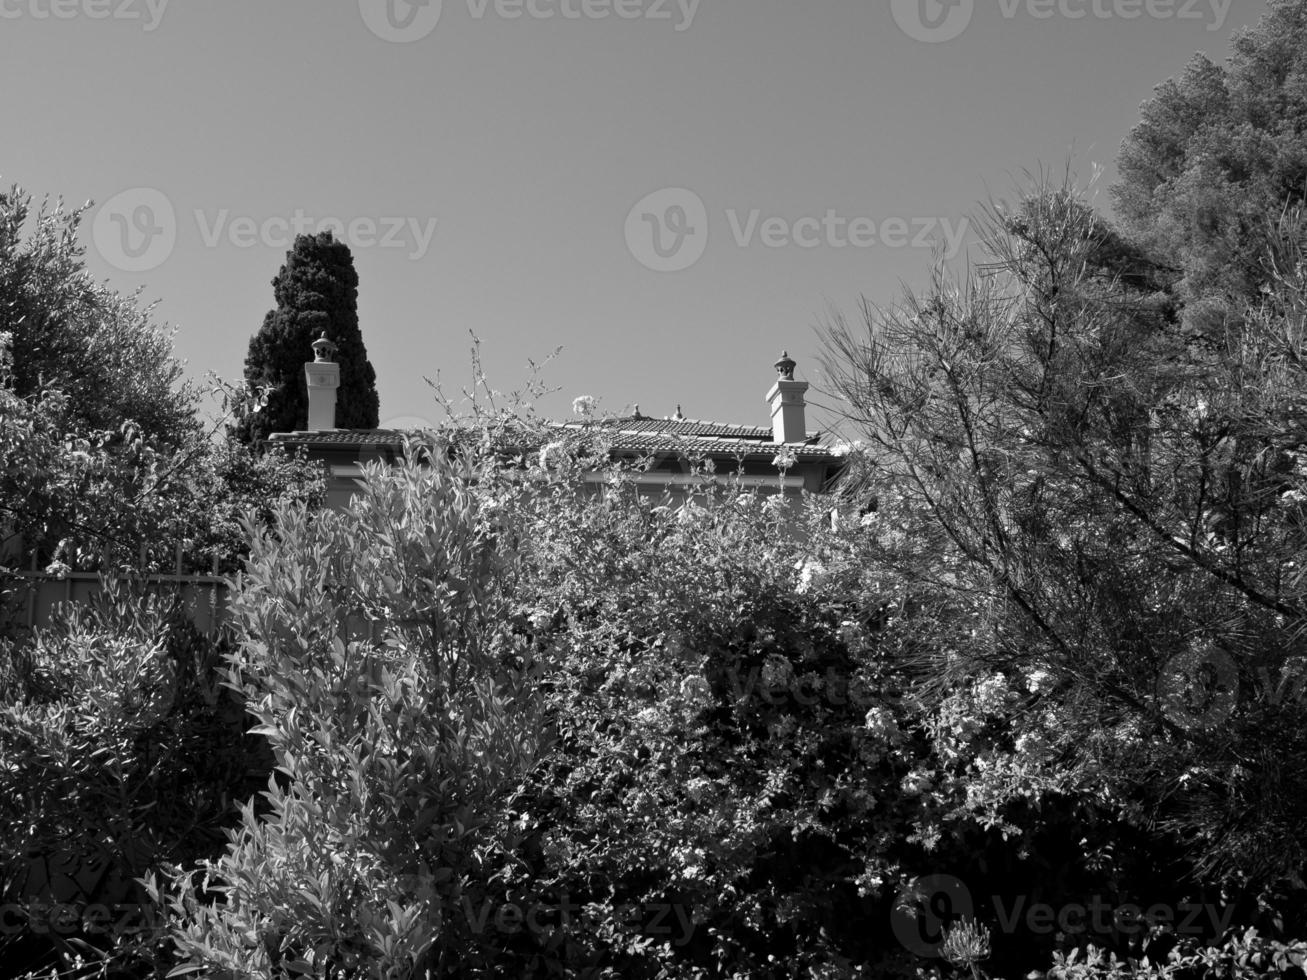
[237, 231, 379, 443]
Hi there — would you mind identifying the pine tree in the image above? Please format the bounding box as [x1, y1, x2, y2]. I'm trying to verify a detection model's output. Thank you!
[237, 232, 380, 443]
[1112, 0, 1307, 321]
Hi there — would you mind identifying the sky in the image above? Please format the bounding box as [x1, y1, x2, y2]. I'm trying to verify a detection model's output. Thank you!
[2, 0, 1270, 436]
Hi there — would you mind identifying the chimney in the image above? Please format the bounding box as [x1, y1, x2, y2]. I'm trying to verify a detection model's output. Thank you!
[767, 350, 808, 444]
[305, 332, 340, 430]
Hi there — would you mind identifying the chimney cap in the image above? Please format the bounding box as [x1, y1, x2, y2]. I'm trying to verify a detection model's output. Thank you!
[774, 350, 797, 380]
[312, 332, 337, 363]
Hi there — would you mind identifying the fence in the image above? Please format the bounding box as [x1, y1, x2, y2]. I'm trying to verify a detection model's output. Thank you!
[3, 543, 231, 636]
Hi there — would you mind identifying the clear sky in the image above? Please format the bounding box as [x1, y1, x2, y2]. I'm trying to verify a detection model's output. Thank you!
[2, 0, 1268, 435]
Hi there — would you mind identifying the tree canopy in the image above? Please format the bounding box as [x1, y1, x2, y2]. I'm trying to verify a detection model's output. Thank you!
[0, 187, 197, 444]
[1113, 0, 1307, 327]
[237, 232, 380, 443]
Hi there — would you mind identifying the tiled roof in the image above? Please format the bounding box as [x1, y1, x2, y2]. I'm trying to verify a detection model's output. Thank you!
[584, 416, 778, 441]
[270, 429, 410, 447]
[600, 433, 839, 459]
[270, 417, 842, 462]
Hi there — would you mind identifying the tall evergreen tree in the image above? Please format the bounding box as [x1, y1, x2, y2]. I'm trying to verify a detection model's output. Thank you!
[237, 232, 380, 443]
[1112, 0, 1307, 326]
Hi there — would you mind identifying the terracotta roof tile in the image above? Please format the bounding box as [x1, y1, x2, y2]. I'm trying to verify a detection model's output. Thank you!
[269, 420, 842, 463]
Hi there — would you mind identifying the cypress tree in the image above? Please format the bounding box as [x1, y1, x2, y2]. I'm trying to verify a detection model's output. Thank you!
[237, 232, 380, 443]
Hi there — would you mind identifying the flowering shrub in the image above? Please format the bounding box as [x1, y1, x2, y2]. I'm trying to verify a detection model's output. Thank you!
[4, 416, 1304, 978]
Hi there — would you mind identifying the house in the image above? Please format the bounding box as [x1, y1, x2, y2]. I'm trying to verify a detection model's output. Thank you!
[270, 337, 846, 509]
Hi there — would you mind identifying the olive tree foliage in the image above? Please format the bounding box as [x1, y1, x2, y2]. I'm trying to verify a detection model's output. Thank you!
[0, 186, 196, 443]
[819, 177, 1307, 893]
[0, 592, 273, 980]
[153, 440, 552, 978]
[0, 348, 324, 582]
[0, 183, 326, 579]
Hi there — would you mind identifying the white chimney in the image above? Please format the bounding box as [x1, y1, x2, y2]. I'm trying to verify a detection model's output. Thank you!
[305, 332, 340, 431]
[767, 350, 808, 444]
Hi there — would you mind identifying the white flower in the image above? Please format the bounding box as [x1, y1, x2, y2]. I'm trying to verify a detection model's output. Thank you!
[864, 706, 900, 741]
[571, 395, 597, 417]
[528, 609, 553, 632]
[1015, 732, 1050, 758]
[795, 558, 827, 593]
[1025, 669, 1056, 694]
[900, 770, 934, 796]
[973, 673, 1010, 714]
[44, 560, 71, 580]
[538, 440, 567, 470]
[771, 447, 798, 471]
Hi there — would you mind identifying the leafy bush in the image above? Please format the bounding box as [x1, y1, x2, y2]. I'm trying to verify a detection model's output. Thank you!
[155, 441, 549, 978]
[0, 590, 269, 978]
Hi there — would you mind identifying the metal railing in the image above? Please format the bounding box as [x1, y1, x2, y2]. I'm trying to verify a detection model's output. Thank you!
[4, 543, 230, 635]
